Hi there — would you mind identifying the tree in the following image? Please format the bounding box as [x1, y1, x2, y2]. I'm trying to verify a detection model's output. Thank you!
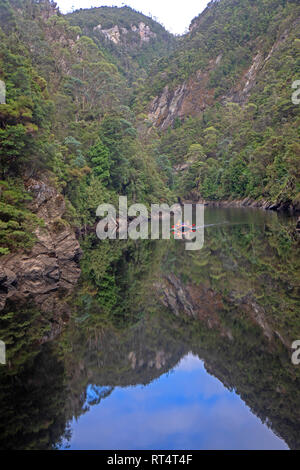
[87, 140, 110, 183]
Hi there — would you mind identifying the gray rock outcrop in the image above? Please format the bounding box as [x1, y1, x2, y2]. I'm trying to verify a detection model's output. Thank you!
[0, 177, 82, 326]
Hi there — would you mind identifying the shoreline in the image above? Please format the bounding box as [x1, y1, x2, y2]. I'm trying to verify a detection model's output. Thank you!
[181, 197, 300, 215]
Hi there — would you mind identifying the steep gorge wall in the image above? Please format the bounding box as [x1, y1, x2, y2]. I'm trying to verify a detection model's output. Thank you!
[148, 26, 293, 129]
[0, 177, 81, 339]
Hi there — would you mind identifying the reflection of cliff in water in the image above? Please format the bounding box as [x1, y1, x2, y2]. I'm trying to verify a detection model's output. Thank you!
[0, 208, 299, 450]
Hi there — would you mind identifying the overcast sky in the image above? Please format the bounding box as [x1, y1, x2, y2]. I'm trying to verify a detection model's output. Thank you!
[56, 0, 210, 35]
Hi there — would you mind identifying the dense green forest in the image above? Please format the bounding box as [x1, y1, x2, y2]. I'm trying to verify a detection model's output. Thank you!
[139, 0, 300, 207]
[0, 0, 172, 255]
[0, 0, 299, 257]
[66, 6, 176, 82]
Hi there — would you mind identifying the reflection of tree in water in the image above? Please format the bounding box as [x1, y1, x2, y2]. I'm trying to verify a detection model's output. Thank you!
[83, 385, 114, 410]
[0, 342, 71, 450]
[0, 209, 300, 449]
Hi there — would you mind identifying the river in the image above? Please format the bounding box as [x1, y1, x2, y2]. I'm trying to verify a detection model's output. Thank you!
[0, 208, 299, 450]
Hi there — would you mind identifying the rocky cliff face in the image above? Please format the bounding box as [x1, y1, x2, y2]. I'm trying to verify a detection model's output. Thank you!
[148, 27, 291, 129]
[148, 57, 219, 130]
[0, 176, 81, 339]
[93, 21, 157, 45]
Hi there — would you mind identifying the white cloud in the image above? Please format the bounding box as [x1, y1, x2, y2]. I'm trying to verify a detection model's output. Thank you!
[176, 353, 204, 371]
[56, 0, 210, 35]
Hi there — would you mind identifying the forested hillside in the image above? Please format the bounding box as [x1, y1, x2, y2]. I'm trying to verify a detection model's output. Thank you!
[0, 0, 171, 255]
[0, 0, 299, 257]
[141, 0, 300, 209]
[66, 6, 176, 83]
[0, 1, 300, 450]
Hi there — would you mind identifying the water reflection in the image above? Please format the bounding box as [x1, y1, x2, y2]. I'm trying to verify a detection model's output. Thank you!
[62, 354, 288, 450]
[0, 208, 299, 450]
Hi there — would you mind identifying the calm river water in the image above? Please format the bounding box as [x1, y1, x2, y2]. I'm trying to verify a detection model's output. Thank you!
[0, 208, 299, 450]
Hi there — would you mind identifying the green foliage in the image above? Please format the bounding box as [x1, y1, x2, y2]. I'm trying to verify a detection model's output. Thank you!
[0, 0, 298, 248]
[87, 140, 110, 182]
[156, 24, 300, 204]
[66, 6, 176, 83]
[0, 0, 173, 253]
[0, 180, 42, 254]
[136, 0, 300, 207]
[0, 45, 54, 176]
[0, 0, 300, 453]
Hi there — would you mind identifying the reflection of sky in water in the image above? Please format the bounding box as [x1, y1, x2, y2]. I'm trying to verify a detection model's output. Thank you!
[62, 354, 288, 450]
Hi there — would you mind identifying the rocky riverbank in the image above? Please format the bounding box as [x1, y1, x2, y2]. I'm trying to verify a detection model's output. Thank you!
[182, 197, 300, 214]
[0, 176, 82, 339]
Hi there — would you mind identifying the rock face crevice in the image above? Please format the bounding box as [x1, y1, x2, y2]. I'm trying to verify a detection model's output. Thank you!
[0, 176, 82, 336]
